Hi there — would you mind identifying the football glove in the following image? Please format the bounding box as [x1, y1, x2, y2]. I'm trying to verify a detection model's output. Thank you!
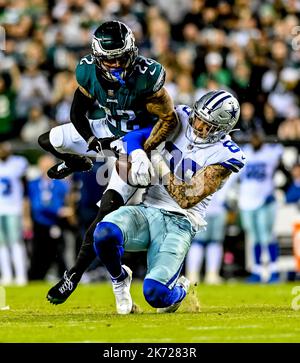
[87, 136, 118, 156]
[130, 149, 155, 187]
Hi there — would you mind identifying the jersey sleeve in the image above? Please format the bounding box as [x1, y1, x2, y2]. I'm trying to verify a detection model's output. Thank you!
[218, 140, 246, 173]
[138, 58, 166, 96]
[75, 54, 94, 96]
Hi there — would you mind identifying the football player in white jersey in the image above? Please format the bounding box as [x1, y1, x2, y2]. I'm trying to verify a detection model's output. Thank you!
[91, 90, 246, 314]
[238, 130, 283, 283]
[0, 142, 28, 286]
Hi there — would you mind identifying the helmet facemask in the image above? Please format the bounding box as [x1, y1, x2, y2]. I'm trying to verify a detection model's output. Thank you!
[91, 21, 138, 84]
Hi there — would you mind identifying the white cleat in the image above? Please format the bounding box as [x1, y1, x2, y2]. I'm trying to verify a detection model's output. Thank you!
[112, 265, 133, 315]
[157, 276, 190, 313]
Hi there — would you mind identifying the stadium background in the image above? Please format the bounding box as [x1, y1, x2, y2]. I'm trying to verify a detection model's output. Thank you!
[1, 0, 300, 285]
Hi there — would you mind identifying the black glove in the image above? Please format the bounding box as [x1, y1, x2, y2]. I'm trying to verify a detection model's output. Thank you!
[87, 136, 103, 154]
[86, 136, 119, 154]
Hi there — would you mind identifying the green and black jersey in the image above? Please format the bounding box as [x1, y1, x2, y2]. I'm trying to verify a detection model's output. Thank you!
[75, 55, 165, 137]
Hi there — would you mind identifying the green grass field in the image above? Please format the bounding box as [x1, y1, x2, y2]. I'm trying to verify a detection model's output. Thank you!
[1, 281, 300, 343]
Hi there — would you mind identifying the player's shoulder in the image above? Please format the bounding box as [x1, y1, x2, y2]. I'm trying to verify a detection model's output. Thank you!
[132, 56, 166, 93]
[75, 54, 94, 86]
[175, 104, 192, 116]
[175, 104, 191, 125]
[215, 135, 246, 173]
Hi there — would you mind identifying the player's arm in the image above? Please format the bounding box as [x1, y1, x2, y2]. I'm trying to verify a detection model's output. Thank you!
[166, 165, 231, 209]
[70, 86, 95, 142]
[143, 87, 178, 153]
[153, 155, 231, 209]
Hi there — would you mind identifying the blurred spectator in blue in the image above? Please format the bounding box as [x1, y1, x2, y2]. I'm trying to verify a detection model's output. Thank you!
[285, 164, 300, 204]
[0, 141, 28, 286]
[27, 154, 72, 280]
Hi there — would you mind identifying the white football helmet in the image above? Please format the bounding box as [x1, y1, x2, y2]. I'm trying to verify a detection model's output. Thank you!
[186, 90, 240, 144]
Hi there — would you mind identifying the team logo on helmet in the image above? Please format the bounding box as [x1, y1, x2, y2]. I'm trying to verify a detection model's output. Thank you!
[186, 90, 240, 144]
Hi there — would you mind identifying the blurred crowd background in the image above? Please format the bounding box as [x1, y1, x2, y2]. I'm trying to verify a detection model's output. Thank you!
[0, 0, 300, 285]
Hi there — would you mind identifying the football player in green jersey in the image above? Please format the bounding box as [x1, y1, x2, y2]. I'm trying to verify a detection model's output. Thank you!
[43, 21, 178, 305]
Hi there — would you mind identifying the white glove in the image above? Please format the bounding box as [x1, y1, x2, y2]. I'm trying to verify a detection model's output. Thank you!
[130, 149, 155, 186]
[110, 138, 125, 154]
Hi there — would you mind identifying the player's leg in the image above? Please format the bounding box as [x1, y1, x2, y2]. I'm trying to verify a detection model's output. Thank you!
[6, 215, 27, 286]
[185, 228, 209, 284]
[0, 216, 13, 285]
[257, 201, 279, 283]
[46, 167, 137, 304]
[142, 209, 194, 312]
[204, 213, 226, 285]
[38, 119, 115, 179]
[240, 209, 262, 282]
[93, 206, 150, 314]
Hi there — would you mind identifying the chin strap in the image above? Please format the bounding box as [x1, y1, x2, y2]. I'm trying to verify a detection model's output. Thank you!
[111, 70, 126, 86]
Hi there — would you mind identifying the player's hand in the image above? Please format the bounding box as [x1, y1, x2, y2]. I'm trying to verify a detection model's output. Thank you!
[110, 139, 124, 155]
[130, 149, 155, 186]
[87, 136, 104, 155]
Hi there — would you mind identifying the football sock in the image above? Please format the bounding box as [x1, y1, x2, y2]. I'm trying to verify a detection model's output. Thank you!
[206, 242, 223, 275]
[0, 245, 12, 283]
[185, 242, 204, 283]
[72, 190, 124, 278]
[252, 243, 262, 275]
[11, 243, 27, 284]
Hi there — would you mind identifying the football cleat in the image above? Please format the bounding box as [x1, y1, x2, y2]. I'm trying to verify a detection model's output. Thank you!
[112, 265, 133, 315]
[47, 271, 79, 305]
[157, 276, 190, 313]
[267, 272, 280, 284]
[245, 273, 261, 283]
[47, 155, 93, 179]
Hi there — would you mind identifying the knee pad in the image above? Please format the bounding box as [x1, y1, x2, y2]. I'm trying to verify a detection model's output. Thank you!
[93, 221, 124, 256]
[49, 126, 65, 151]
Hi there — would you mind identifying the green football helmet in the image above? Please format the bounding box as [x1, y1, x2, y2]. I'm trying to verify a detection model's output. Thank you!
[91, 21, 138, 84]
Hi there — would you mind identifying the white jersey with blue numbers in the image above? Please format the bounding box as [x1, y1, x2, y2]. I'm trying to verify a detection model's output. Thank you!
[238, 143, 283, 210]
[0, 156, 28, 215]
[143, 105, 246, 231]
